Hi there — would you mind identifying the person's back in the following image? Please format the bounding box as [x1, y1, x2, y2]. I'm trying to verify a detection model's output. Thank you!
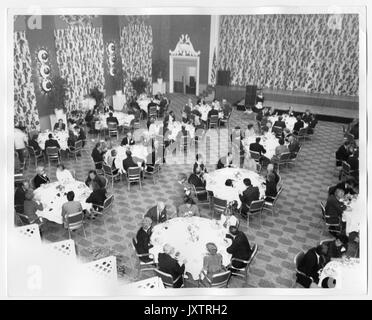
[62, 200, 82, 219]
[227, 231, 252, 266]
[203, 253, 224, 277]
[23, 199, 42, 222]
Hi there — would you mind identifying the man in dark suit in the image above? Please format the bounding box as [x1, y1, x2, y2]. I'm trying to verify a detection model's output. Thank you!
[347, 150, 359, 172]
[33, 166, 50, 189]
[158, 244, 186, 288]
[121, 132, 135, 146]
[335, 141, 352, 166]
[226, 226, 253, 268]
[297, 244, 328, 288]
[249, 137, 266, 156]
[44, 133, 61, 150]
[207, 105, 219, 120]
[302, 109, 313, 124]
[147, 99, 159, 117]
[14, 181, 31, 214]
[325, 188, 347, 225]
[91, 142, 104, 170]
[76, 126, 87, 147]
[106, 112, 119, 125]
[53, 119, 66, 131]
[325, 235, 349, 261]
[135, 217, 154, 262]
[188, 168, 207, 201]
[123, 150, 139, 173]
[28, 134, 42, 154]
[239, 178, 260, 215]
[273, 116, 286, 129]
[287, 134, 300, 158]
[145, 202, 167, 225]
[328, 178, 357, 196]
[292, 115, 304, 135]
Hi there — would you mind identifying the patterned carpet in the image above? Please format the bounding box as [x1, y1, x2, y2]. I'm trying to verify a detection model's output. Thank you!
[17, 93, 345, 288]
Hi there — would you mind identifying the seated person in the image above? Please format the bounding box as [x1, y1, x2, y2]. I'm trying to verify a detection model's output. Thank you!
[53, 119, 66, 131]
[67, 130, 77, 150]
[193, 153, 208, 174]
[267, 163, 280, 185]
[123, 150, 140, 173]
[222, 99, 232, 119]
[302, 109, 312, 124]
[307, 114, 318, 134]
[217, 152, 234, 169]
[345, 232, 359, 258]
[243, 152, 258, 171]
[325, 188, 347, 225]
[177, 197, 200, 217]
[56, 164, 74, 184]
[297, 244, 328, 288]
[335, 141, 352, 166]
[61, 191, 83, 229]
[145, 201, 167, 225]
[106, 112, 119, 125]
[14, 181, 30, 214]
[44, 133, 61, 150]
[244, 123, 256, 138]
[264, 172, 278, 202]
[106, 149, 119, 175]
[201, 243, 226, 279]
[226, 226, 253, 269]
[121, 132, 135, 146]
[292, 115, 304, 135]
[207, 104, 219, 123]
[325, 235, 349, 261]
[158, 244, 186, 288]
[347, 149, 359, 174]
[178, 173, 197, 204]
[85, 170, 106, 189]
[181, 103, 192, 123]
[76, 126, 87, 147]
[33, 166, 50, 189]
[85, 181, 107, 213]
[271, 138, 289, 162]
[91, 142, 105, 169]
[273, 116, 286, 129]
[328, 178, 358, 196]
[28, 134, 42, 154]
[23, 190, 43, 224]
[239, 178, 260, 216]
[249, 137, 270, 165]
[287, 134, 300, 158]
[135, 217, 154, 262]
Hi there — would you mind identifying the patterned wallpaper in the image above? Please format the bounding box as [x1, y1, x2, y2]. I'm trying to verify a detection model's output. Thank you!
[120, 19, 153, 98]
[14, 31, 40, 131]
[54, 25, 105, 111]
[217, 14, 359, 96]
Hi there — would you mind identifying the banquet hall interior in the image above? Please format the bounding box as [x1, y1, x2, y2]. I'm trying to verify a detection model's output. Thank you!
[12, 14, 363, 291]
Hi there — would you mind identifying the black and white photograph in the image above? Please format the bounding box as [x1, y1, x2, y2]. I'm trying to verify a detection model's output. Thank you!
[2, 1, 370, 299]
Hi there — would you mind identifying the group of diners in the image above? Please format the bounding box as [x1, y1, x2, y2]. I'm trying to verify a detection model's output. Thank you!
[14, 163, 112, 231]
[295, 232, 360, 288]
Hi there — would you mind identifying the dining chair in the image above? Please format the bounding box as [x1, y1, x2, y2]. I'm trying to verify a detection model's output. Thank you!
[263, 187, 283, 216]
[293, 250, 313, 288]
[102, 163, 121, 188]
[228, 243, 258, 285]
[293, 127, 308, 143]
[320, 201, 341, 235]
[272, 126, 283, 138]
[67, 140, 83, 162]
[212, 196, 228, 219]
[144, 160, 161, 184]
[208, 115, 220, 129]
[107, 122, 119, 140]
[240, 199, 265, 227]
[46, 146, 60, 167]
[154, 269, 184, 288]
[131, 238, 157, 277]
[27, 146, 44, 167]
[126, 167, 142, 191]
[198, 270, 232, 288]
[271, 152, 292, 174]
[64, 211, 86, 239]
[249, 150, 261, 163]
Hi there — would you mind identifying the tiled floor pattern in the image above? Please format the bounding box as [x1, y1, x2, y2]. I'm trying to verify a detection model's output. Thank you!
[17, 93, 345, 288]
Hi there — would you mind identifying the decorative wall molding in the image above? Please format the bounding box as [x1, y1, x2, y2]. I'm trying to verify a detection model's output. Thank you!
[59, 15, 98, 27]
[169, 34, 200, 57]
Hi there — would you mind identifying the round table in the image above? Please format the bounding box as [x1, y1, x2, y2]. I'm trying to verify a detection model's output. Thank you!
[319, 258, 362, 290]
[149, 217, 232, 280]
[33, 181, 92, 224]
[107, 144, 151, 173]
[167, 121, 195, 140]
[243, 134, 280, 159]
[342, 196, 362, 235]
[96, 112, 135, 129]
[197, 105, 223, 122]
[204, 168, 266, 207]
[37, 130, 69, 150]
[268, 115, 307, 132]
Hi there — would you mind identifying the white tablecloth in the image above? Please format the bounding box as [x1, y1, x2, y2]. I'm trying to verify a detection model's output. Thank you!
[107, 145, 150, 173]
[33, 181, 92, 224]
[342, 197, 362, 235]
[205, 168, 266, 207]
[197, 105, 223, 122]
[268, 115, 308, 132]
[149, 217, 232, 280]
[38, 130, 69, 151]
[167, 121, 195, 140]
[137, 98, 155, 112]
[148, 121, 164, 137]
[319, 258, 362, 290]
[96, 112, 134, 129]
[243, 134, 280, 159]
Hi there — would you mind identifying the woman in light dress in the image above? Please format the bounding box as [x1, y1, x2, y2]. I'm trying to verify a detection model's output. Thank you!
[201, 243, 226, 279]
[243, 152, 258, 172]
[56, 164, 75, 184]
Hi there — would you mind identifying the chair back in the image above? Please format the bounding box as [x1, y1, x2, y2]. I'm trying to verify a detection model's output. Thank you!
[213, 197, 228, 215]
[149, 106, 158, 118]
[209, 115, 219, 125]
[342, 161, 351, 174]
[294, 250, 306, 273]
[272, 126, 283, 136]
[103, 163, 114, 176]
[247, 243, 259, 265]
[320, 201, 326, 219]
[319, 239, 334, 246]
[273, 187, 283, 205]
[128, 167, 141, 180]
[276, 174, 283, 192]
[46, 146, 59, 158]
[103, 194, 115, 211]
[15, 211, 31, 225]
[154, 269, 177, 288]
[209, 270, 231, 288]
[279, 152, 292, 162]
[249, 199, 265, 213]
[107, 122, 118, 131]
[74, 140, 83, 151]
[250, 150, 261, 162]
[297, 127, 308, 137]
[65, 211, 84, 231]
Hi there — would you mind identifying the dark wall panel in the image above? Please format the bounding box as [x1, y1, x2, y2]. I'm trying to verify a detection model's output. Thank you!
[25, 15, 60, 117]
